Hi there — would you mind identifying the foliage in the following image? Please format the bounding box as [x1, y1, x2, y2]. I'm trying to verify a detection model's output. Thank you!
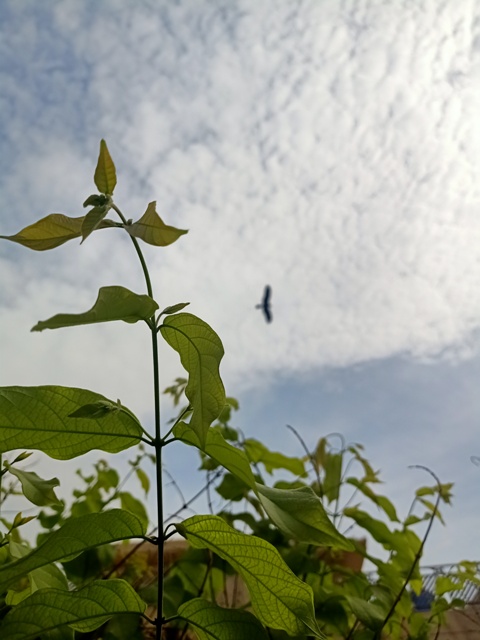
[0, 141, 477, 640]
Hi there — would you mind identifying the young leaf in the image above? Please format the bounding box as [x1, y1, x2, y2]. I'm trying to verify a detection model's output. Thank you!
[256, 484, 354, 550]
[0, 214, 84, 251]
[82, 194, 109, 208]
[244, 439, 306, 477]
[173, 422, 256, 490]
[161, 302, 190, 316]
[126, 201, 188, 246]
[0, 509, 145, 592]
[5, 463, 61, 507]
[346, 478, 399, 522]
[0, 386, 142, 459]
[94, 139, 117, 195]
[177, 515, 322, 637]
[81, 205, 110, 243]
[178, 598, 268, 640]
[0, 580, 145, 639]
[160, 313, 225, 448]
[32, 286, 158, 331]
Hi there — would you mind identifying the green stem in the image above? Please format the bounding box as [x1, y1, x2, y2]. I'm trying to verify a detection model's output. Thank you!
[111, 203, 154, 298]
[112, 201, 164, 640]
[152, 326, 165, 639]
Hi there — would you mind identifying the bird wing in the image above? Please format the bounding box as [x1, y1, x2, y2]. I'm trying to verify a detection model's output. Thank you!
[263, 285, 271, 305]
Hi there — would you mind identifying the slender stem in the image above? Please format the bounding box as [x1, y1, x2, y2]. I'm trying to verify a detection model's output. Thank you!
[376, 466, 442, 638]
[112, 201, 164, 640]
[110, 203, 154, 298]
[152, 326, 165, 640]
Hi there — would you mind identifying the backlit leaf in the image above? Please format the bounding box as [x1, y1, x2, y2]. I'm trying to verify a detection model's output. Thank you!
[127, 201, 188, 246]
[174, 423, 256, 490]
[161, 302, 190, 316]
[0, 386, 142, 459]
[244, 439, 306, 477]
[160, 313, 225, 448]
[5, 463, 61, 507]
[68, 400, 119, 419]
[32, 286, 158, 331]
[346, 478, 399, 522]
[81, 205, 110, 243]
[177, 515, 322, 637]
[0, 580, 145, 639]
[178, 598, 268, 640]
[343, 508, 395, 550]
[435, 576, 462, 596]
[256, 484, 354, 550]
[94, 139, 117, 195]
[0, 214, 84, 251]
[0, 510, 145, 592]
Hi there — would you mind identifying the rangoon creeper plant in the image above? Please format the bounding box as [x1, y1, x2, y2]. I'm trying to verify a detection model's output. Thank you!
[0, 141, 357, 639]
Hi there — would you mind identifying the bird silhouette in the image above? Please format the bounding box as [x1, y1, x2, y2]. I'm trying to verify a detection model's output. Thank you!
[256, 285, 272, 323]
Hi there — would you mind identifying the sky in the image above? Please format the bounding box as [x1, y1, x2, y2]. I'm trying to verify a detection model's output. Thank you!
[1, 0, 480, 567]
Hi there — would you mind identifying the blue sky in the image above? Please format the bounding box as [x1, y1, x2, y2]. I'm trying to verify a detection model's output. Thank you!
[1, 0, 480, 565]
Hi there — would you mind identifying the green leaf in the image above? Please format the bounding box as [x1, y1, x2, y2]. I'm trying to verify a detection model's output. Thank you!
[0, 214, 85, 251]
[7, 540, 69, 604]
[81, 205, 110, 243]
[127, 201, 188, 246]
[11, 512, 36, 530]
[68, 399, 119, 419]
[0, 509, 145, 592]
[161, 302, 190, 316]
[343, 508, 395, 550]
[345, 596, 385, 630]
[5, 463, 61, 507]
[323, 453, 342, 503]
[94, 139, 117, 195]
[178, 598, 269, 640]
[435, 576, 463, 596]
[256, 484, 354, 550]
[29, 560, 69, 592]
[177, 515, 322, 637]
[119, 492, 149, 530]
[0, 580, 145, 639]
[216, 473, 250, 501]
[32, 286, 158, 331]
[243, 439, 306, 477]
[135, 467, 150, 495]
[346, 478, 399, 522]
[83, 194, 109, 208]
[415, 486, 435, 498]
[0, 386, 142, 459]
[174, 423, 256, 490]
[160, 314, 225, 449]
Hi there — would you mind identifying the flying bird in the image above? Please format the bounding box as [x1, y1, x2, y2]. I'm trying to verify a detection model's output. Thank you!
[256, 285, 272, 323]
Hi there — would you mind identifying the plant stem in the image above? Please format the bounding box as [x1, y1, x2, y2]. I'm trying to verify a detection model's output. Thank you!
[110, 203, 154, 298]
[152, 326, 165, 640]
[112, 202, 164, 639]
